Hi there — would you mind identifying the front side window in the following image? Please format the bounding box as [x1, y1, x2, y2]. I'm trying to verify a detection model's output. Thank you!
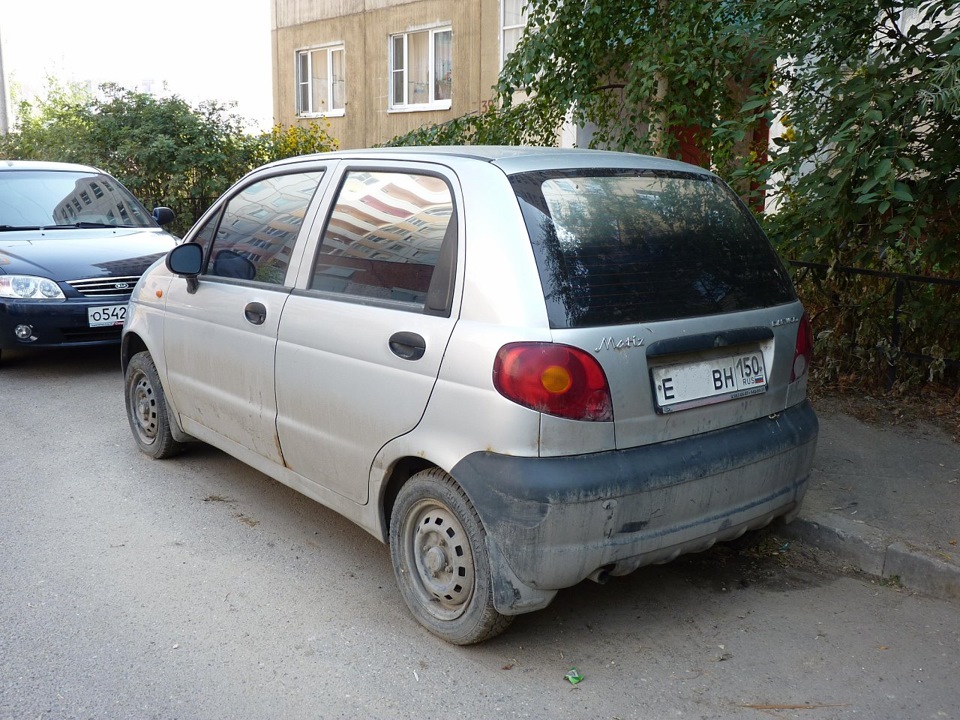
[297, 45, 346, 116]
[205, 171, 325, 285]
[389, 27, 452, 110]
[501, 0, 528, 67]
[511, 170, 796, 328]
[310, 170, 455, 311]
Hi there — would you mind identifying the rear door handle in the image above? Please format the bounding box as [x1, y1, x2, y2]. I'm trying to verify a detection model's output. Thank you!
[244, 302, 267, 325]
[389, 331, 426, 361]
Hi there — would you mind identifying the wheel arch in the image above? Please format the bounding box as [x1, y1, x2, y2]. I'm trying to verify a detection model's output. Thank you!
[121, 332, 149, 374]
[378, 455, 438, 542]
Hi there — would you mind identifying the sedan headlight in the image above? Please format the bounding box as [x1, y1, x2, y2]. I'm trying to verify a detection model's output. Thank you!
[0, 275, 66, 300]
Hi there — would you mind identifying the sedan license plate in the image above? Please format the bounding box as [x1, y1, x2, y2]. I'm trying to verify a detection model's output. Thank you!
[88, 304, 126, 328]
[652, 350, 767, 413]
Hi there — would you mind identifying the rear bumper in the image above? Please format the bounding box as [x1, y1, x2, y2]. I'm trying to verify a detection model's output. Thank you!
[451, 401, 818, 613]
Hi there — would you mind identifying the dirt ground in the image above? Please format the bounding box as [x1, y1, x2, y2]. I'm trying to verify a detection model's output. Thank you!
[809, 379, 960, 444]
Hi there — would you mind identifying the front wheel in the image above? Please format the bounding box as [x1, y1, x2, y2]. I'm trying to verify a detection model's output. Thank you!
[124, 351, 185, 459]
[389, 469, 512, 645]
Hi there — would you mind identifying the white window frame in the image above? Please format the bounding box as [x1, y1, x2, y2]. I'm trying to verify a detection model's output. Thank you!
[389, 26, 453, 112]
[296, 44, 346, 118]
[500, 0, 528, 68]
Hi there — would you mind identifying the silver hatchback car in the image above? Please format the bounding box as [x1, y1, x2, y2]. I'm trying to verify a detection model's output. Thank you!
[122, 147, 817, 644]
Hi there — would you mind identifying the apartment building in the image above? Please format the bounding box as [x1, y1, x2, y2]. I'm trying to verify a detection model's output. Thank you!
[271, 0, 527, 149]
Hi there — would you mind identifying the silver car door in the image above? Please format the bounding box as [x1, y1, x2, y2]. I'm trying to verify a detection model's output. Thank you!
[163, 168, 328, 464]
[275, 163, 461, 504]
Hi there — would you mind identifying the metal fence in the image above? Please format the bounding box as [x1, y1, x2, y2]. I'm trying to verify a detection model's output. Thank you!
[789, 260, 960, 387]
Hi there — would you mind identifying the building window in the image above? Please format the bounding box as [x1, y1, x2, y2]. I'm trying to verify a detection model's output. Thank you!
[297, 45, 346, 117]
[501, 0, 528, 67]
[390, 27, 452, 111]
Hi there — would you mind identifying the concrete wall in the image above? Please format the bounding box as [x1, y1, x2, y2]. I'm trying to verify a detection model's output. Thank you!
[271, 0, 504, 149]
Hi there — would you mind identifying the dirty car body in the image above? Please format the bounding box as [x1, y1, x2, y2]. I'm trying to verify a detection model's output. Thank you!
[121, 147, 818, 644]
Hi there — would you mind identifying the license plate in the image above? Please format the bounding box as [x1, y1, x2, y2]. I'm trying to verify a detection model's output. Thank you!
[652, 349, 767, 412]
[88, 304, 126, 328]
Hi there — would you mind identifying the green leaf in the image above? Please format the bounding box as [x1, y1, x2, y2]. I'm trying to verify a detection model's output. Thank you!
[741, 98, 768, 112]
[891, 182, 914, 202]
[895, 156, 916, 171]
[873, 158, 893, 179]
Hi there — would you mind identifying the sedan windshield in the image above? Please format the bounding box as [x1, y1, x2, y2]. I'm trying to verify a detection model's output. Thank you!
[0, 170, 155, 230]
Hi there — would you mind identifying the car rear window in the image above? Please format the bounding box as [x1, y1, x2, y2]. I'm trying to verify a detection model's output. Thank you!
[510, 169, 796, 329]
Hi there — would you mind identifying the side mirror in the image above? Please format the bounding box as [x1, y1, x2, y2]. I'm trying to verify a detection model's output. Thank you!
[153, 207, 176, 226]
[166, 242, 203, 293]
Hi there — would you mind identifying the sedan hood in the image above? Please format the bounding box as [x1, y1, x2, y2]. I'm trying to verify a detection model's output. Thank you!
[0, 228, 177, 280]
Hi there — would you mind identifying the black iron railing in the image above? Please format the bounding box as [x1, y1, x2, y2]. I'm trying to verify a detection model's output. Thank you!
[789, 260, 960, 387]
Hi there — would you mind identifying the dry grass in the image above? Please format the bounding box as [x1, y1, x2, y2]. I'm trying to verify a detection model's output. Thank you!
[808, 378, 960, 444]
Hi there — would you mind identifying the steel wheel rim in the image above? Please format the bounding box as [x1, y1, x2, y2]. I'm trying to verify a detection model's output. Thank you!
[129, 371, 158, 444]
[402, 498, 476, 621]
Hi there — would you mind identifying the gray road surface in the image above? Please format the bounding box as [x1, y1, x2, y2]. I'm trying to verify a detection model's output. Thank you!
[1, 347, 958, 720]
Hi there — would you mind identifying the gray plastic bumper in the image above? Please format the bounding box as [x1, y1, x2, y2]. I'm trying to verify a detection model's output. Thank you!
[451, 401, 818, 614]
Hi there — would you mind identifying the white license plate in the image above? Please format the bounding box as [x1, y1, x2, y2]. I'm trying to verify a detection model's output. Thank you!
[652, 349, 767, 412]
[88, 304, 126, 328]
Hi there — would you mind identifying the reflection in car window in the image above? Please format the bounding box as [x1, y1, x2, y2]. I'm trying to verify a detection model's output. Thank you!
[311, 170, 452, 306]
[205, 171, 324, 285]
[0, 170, 154, 229]
[511, 170, 796, 328]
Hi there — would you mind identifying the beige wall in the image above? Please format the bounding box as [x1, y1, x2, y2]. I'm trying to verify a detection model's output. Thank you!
[271, 0, 505, 149]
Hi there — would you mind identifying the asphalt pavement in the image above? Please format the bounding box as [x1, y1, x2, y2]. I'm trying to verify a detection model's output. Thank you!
[779, 398, 960, 601]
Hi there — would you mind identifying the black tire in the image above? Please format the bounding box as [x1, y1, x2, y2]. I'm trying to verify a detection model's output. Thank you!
[389, 468, 512, 645]
[124, 351, 185, 459]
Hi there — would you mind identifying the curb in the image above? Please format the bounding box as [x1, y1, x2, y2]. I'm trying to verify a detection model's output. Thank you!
[776, 511, 960, 602]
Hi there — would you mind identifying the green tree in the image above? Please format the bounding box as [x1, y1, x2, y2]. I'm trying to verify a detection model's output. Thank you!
[749, 0, 960, 386]
[757, 0, 959, 272]
[1, 79, 98, 164]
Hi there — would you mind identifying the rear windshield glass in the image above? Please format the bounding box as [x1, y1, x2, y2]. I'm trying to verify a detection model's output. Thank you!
[0, 170, 155, 230]
[510, 170, 795, 328]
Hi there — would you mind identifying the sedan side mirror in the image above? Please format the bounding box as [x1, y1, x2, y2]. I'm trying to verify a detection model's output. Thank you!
[153, 207, 176, 226]
[166, 242, 203, 293]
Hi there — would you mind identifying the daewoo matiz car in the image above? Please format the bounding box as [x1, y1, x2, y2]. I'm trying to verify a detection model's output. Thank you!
[0, 161, 177, 363]
[122, 147, 818, 644]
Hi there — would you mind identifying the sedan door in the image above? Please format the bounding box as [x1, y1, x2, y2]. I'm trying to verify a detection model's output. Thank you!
[275, 163, 461, 504]
[163, 168, 328, 464]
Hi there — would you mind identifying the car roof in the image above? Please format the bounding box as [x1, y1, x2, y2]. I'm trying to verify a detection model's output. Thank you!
[0, 159, 104, 174]
[263, 145, 714, 177]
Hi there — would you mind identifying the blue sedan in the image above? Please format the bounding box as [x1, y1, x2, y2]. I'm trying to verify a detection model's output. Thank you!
[0, 160, 178, 362]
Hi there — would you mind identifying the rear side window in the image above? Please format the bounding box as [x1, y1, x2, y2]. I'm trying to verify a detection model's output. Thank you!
[309, 170, 456, 314]
[510, 170, 796, 328]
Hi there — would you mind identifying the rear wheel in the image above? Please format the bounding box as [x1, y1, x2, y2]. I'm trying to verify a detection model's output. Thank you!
[389, 468, 512, 645]
[124, 351, 185, 459]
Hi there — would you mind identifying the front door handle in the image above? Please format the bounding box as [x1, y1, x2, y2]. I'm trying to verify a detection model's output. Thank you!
[389, 331, 426, 361]
[244, 302, 267, 325]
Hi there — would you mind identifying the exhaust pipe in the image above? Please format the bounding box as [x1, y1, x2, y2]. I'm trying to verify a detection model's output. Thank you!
[587, 566, 612, 585]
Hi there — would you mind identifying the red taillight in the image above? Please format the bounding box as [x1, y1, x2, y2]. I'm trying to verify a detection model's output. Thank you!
[493, 342, 613, 421]
[791, 312, 814, 382]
